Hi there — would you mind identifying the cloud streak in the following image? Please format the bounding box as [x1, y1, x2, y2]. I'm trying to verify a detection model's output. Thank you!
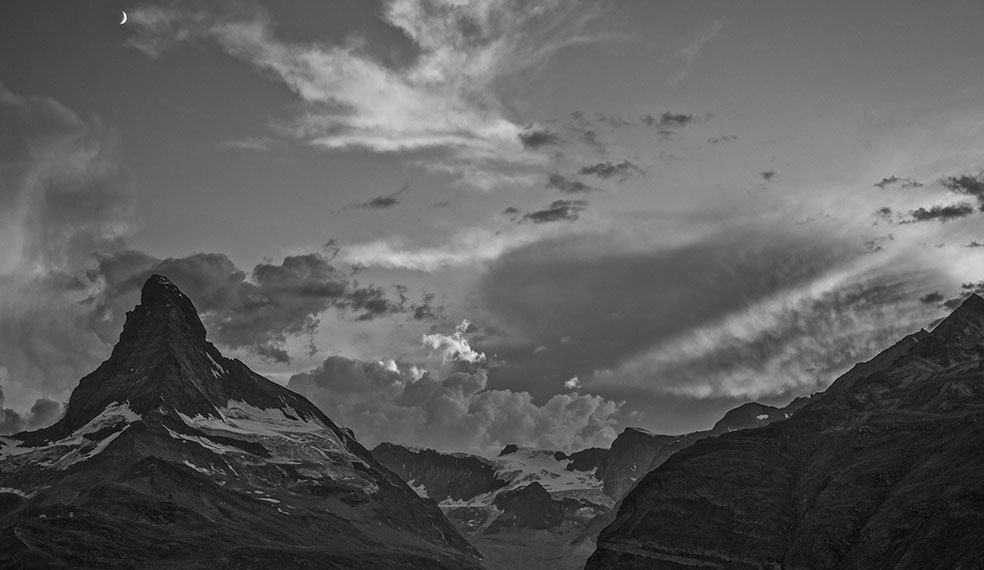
[127, 0, 607, 186]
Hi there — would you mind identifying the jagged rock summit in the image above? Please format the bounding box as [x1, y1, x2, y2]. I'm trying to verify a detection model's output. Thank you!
[587, 294, 984, 570]
[1, 275, 480, 570]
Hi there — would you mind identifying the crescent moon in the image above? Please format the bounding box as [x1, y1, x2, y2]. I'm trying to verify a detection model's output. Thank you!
[120, 11, 127, 25]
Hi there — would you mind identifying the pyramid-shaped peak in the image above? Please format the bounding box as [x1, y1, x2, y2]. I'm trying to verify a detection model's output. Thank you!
[141, 274, 195, 309]
[955, 293, 984, 315]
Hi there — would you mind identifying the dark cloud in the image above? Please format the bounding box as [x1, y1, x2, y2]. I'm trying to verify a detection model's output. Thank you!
[919, 291, 944, 305]
[874, 176, 923, 189]
[412, 292, 441, 321]
[356, 181, 411, 209]
[941, 174, 984, 210]
[518, 128, 560, 150]
[966, 241, 984, 248]
[578, 160, 643, 181]
[520, 200, 588, 224]
[875, 206, 894, 221]
[545, 173, 599, 194]
[0, 385, 63, 435]
[642, 112, 708, 137]
[503, 206, 520, 215]
[89, 252, 405, 362]
[908, 203, 975, 222]
[707, 135, 738, 144]
[761, 169, 777, 183]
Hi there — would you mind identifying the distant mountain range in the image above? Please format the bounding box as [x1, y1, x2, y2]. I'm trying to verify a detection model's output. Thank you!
[0, 276, 480, 569]
[371, 397, 809, 569]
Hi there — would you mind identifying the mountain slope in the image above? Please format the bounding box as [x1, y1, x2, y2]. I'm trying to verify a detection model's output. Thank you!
[586, 295, 984, 570]
[0, 275, 479, 570]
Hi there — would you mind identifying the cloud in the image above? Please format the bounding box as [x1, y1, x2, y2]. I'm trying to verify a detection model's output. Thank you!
[340, 224, 570, 271]
[564, 375, 582, 391]
[521, 200, 589, 224]
[873, 175, 923, 189]
[941, 173, 984, 209]
[0, 79, 412, 413]
[422, 320, 486, 364]
[356, 182, 411, 210]
[477, 222, 891, 402]
[127, 0, 607, 187]
[0, 382, 65, 435]
[590, 273, 934, 400]
[287, 327, 623, 454]
[908, 203, 976, 223]
[707, 134, 738, 145]
[675, 19, 724, 67]
[545, 173, 600, 193]
[966, 241, 984, 248]
[919, 291, 944, 304]
[761, 169, 777, 183]
[89, 252, 407, 363]
[642, 111, 709, 137]
[0, 83, 134, 410]
[518, 128, 561, 150]
[578, 160, 643, 181]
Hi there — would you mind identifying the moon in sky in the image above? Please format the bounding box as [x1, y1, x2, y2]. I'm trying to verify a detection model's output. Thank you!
[120, 11, 127, 25]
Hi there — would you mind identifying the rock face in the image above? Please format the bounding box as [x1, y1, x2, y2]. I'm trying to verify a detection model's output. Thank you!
[0, 275, 480, 570]
[596, 398, 807, 501]
[587, 295, 984, 570]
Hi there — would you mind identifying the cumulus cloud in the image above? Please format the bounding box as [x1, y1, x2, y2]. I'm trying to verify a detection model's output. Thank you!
[422, 320, 486, 364]
[127, 0, 607, 187]
[578, 160, 643, 181]
[564, 375, 582, 390]
[287, 325, 622, 454]
[761, 169, 777, 183]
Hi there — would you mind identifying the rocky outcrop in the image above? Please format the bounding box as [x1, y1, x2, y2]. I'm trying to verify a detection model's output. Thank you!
[586, 295, 984, 570]
[373, 442, 508, 502]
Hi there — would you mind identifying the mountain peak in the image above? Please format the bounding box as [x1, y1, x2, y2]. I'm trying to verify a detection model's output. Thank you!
[141, 274, 190, 307]
[955, 293, 984, 315]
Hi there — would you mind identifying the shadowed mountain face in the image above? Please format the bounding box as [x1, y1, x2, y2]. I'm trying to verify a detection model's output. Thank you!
[587, 295, 984, 570]
[0, 275, 480, 570]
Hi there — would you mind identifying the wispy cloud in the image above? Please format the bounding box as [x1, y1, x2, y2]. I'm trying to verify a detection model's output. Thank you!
[671, 19, 724, 83]
[127, 0, 608, 187]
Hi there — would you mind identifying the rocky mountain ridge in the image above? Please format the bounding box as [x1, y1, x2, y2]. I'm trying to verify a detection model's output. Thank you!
[586, 294, 984, 570]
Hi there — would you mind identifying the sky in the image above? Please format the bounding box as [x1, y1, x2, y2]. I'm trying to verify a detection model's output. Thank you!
[1, 0, 984, 453]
